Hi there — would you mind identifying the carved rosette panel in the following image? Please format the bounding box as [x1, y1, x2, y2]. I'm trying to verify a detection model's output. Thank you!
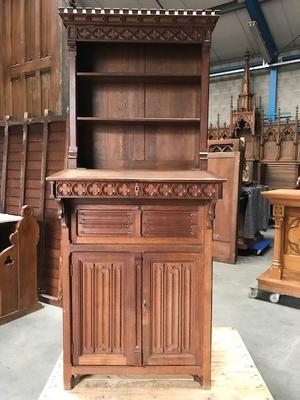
[55, 181, 221, 200]
[75, 25, 205, 43]
[286, 216, 300, 256]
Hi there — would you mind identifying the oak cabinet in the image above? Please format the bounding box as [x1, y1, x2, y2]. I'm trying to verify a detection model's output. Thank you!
[71, 250, 204, 369]
[47, 5, 222, 391]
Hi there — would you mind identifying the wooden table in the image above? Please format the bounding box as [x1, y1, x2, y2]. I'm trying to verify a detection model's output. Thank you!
[258, 189, 300, 299]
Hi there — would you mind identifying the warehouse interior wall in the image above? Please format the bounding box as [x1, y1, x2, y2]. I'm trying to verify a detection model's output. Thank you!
[209, 64, 300, 124]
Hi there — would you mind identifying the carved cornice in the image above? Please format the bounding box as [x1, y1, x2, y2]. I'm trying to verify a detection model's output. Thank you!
[59, 7, 219, 45]
[54, 181, 222, 200]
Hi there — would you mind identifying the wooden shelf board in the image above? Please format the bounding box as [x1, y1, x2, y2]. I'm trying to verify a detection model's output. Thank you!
[77, 72, 201, 83]
[46, 168, 224, 182]
[77, 117, 200, 125]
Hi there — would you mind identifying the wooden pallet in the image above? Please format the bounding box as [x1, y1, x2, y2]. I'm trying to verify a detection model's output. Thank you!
[39, 327, 273, 400]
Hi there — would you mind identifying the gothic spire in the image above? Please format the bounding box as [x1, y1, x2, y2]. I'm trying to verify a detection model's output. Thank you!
[238, 50, 254, 111]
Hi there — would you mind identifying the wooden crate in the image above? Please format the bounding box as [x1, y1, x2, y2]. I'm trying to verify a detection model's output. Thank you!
[39, 327, 273, 400]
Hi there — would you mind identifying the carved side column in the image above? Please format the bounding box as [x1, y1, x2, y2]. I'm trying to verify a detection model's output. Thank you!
[271, 205, 285, 278]
[67, 27, 77, 169]
[199, 35, 211, 171]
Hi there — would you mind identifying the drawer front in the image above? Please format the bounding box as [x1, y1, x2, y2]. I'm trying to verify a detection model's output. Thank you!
[142, 207, 199, 238]
[76, 207, 139, 237]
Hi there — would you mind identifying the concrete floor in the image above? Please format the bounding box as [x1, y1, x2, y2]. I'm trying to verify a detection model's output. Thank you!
[1, 231, 300, 400]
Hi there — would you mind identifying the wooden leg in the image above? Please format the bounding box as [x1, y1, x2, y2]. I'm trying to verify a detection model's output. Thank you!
[64, 366, 74, 390]
[201, 374, 211, 390]
[192, 375, 202, 386]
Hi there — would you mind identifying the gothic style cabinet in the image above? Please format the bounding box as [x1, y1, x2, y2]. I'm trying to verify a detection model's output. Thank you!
[47, 7, 222, 390]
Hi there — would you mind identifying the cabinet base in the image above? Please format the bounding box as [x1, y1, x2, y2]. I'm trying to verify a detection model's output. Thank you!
[39, 328, 273, 399]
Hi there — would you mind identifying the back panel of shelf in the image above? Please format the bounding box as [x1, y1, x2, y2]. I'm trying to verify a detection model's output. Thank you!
[76, 42, 202, 170]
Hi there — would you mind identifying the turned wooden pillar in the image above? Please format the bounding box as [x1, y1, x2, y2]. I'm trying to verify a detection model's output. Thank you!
[271, 205, 285, 278]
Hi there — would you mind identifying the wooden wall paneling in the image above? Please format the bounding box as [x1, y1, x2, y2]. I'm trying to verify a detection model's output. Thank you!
[6, 123, 23, 215]
[0, 0, 62, 119]
[1, 1, 12, 118]
[0, 0, 5, 117]
[208, 140, 241, 263]
[37, 113, 50, 298]
[40, 113, 50, 221]
[19, 113, 29, 209]
[0, 126, 3, 196]
[1, 118, 10, 212]
[24, 122, 42, 218]
[41, 118, 67, 301]
[0, 114, 67, 301]
[261, 162, 299, 189]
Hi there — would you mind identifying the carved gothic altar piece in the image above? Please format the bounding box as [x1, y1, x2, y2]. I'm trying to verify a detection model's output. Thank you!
[208, 54, 300, 190]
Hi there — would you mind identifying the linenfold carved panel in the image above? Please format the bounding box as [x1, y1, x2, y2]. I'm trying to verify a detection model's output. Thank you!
[56, 181, 221, 200]
[142, 253, 203, 366]
[142, 209, 199, 237]
[151, 262, 192, 354]
[81, 260, 123, 355]
[73, 252, 137, 367]
[77, 208, 136, 237]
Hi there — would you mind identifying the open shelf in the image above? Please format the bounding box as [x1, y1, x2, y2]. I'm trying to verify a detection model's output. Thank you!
[77, 117, 201, 125]
[77, 72, 201, 84]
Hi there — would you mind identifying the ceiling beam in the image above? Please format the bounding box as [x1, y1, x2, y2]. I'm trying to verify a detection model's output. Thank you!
[212, 1, 246, 14]
[244, 0, 278, 62]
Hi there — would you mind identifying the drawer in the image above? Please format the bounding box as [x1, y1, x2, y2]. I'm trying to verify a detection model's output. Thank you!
[75, 206, 140, 238]
[72, 204, 203, 243]
[142, 206, 199, 238]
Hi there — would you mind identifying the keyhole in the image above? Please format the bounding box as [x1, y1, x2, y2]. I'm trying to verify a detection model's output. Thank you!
[4, 256, 14, 266]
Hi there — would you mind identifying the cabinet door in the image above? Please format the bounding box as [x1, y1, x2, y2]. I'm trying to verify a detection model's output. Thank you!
[142, 253, 204, 366]
[72, 252, 140, 366]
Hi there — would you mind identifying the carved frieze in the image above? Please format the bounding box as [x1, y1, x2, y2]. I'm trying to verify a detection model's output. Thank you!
[55, 181, 221, 200]
[75, 25, 206, 43]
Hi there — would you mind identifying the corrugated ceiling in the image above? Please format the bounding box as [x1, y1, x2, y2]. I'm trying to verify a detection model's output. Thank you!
[75, 0, 300, 66]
